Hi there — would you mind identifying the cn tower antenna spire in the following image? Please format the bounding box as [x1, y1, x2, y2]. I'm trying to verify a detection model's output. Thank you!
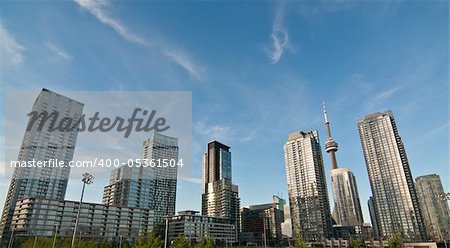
[322, 101, 339, 169]
[323, 101, 329, 124]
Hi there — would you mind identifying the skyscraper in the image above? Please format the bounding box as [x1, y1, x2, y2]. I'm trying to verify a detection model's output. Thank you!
[358, 111, 426, 241]
[0, 88, 84, 242]
[103, 132, 179, 225]
[284, 131, 333, 242]
[415, 174, 450, 242]
[201, 141, 240, 240]
[322, 103, 364, 228]
[368, 196, 380, 239]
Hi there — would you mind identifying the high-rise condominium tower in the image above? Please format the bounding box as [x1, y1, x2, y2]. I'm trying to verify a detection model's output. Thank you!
[284, 131, 333, 242]
[201, 141, 240, 240]
[368, 196, 380, 239]
[358, 111, 426, 241]
[0, 88, 84, 242]
[103, 132, 178, 224]
[415, 174, 450, 242]
[323, 103, 364, 228]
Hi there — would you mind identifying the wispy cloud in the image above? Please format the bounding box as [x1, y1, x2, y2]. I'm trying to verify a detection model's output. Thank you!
[73, 0, 147, 46]
[0, 21, 25, 67]
[298, 0, 356, 16]
[167, 51, 205, 82]
[73, 0, 205, 81]
[179, 176, 202, 185]
[374, 86, 402, 100]
[267, 1, 289, 64]
[45, 42, 73, 61]
[194, 121, 258, 144]
[194, 122, 231, 141]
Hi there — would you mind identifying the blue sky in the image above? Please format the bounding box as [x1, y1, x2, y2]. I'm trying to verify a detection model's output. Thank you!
[0, 0, 448, 226]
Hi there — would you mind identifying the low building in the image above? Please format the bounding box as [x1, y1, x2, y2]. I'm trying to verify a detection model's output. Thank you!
[167, 210, 236, 245]
[11, 197, 154, 241]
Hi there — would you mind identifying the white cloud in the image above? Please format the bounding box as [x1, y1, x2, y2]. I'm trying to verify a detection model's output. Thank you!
[45, 42, 73, 61]
[374, 86, 402, 100]
[194, 122, 230, 141]
[167, 51, 205, 82]
[267, 1, 289, 64]
[179, 176, 202, 184]
[73, 0, 147, 45]
[0, 22, 25, 67]
[73, 0, 205, 81]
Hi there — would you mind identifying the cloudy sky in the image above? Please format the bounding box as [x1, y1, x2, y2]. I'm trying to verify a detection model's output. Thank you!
[0, 0, 448, 226]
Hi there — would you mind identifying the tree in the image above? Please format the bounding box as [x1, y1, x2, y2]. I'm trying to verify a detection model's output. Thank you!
[171, 235, 190, 248]
[349, 236, 364, 248]
[290, 236, 307, 248]
[133, 227, 163, 248]
[388, 232, 403, 248]
[195, 236, 214, 248]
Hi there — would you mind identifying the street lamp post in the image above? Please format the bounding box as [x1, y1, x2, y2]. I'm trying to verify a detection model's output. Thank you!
[71, 173, 94, 247]
[52, 224, 59, 248]
[164, 216, 170, 248]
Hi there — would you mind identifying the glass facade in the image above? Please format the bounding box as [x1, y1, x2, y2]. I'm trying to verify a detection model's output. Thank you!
[201, 141, 240, 240]
[0, 89, 84, 243]
[102, 132, 178, 225]
[284, 131, 333, 242]
[330, 168, 364, 227]
[415, 174, 450, 242]
[358, 111, 426, 241]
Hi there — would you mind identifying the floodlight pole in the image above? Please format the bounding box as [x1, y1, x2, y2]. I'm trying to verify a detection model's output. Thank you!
[71, 173, 94, 247]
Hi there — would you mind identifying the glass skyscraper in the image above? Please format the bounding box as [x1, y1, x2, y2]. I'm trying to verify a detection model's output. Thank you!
[103, 132, 179, 225]
[284, 131, 333, 242]
[358, 111, 426, 241]
[0, 88, 84, 243]
[415, 174, 450, 242]
[201, 141, 240, 241]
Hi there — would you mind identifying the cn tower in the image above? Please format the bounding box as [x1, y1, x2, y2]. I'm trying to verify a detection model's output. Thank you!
[323, 102, 364, 228]
[323, 102, 339, 169]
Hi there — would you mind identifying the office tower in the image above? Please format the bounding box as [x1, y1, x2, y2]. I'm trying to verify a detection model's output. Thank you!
[368, 196, 380, 239]
[284, 131, 333, 242]
[273, 195, 286, 214]
[241, 198, 285, 244]
[323, 103, 364, 228]
[201, 141, 240, 239]
[415, 174, 450, 242]
[103, 132, 179, 224]
[0, 88, 84, 243]
[358, 111, 426, 241]
[102, 165, 151, 207]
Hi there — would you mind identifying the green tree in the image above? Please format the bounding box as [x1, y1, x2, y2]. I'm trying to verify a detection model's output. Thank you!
[349, 236, 364, 248]
[195, 236, 214, 248]
[290, 236, 307, 248]
[171, 234, 190, 248]
[133, 227, 163, 248]
[388, 232, 403, 248]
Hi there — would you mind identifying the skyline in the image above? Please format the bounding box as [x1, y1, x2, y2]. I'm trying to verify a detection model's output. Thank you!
[0, 0, 448, 230]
